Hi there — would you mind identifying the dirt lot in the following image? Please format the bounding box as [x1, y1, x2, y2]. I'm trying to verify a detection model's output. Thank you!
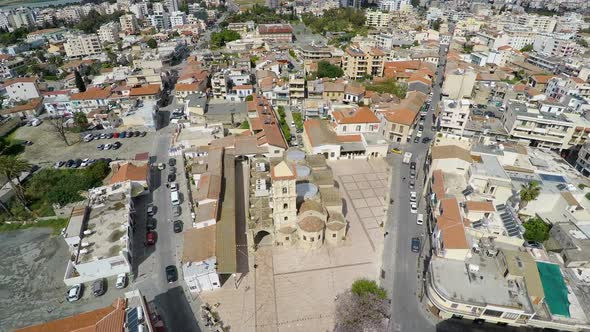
[13, 123, 156, 167]
[0, 228, 129, 331]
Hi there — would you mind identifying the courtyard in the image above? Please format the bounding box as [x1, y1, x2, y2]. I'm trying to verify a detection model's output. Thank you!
[200, 158, 390, 332]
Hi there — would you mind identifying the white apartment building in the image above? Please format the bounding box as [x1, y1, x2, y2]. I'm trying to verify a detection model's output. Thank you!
[119, 13, 139, 34]
[169, 11, 187, 27]
[62, 182, 135, 286]
[64, 33, 102, 58]
[3, 77, 40, 102]
[437, 99, 470, 136]
[501, 101, 575, 150]
[130, 2, 148, 19]
[166, 0, 178, 12]
[477, 27, 535, 51]
[516, 14, 557, 33]
[98, 22, 120, 44]
[365, 10, 391, 28]
[533, 33, 578, 58]
[149, 13, 171, 30]
[378, 0, 410, 12]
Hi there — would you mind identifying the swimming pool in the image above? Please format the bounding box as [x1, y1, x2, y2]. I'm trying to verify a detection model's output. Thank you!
[539, 173, 567, 183]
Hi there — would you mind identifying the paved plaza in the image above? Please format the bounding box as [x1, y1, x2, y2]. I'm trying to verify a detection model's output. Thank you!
[201, 158, 390, 332]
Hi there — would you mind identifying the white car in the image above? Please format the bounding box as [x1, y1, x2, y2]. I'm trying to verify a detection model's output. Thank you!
[410, 191, 417, 203]
[410, 202, 418, 214]
[416, 131, 423, 138]
[81, 158, 91, 167]
[66, 284, 82, 302]
[103, 143, 112, 150]
[83, 133, 94, 142]
[115, 273, 127, 289]
[158, 163, 166, 170]
[417, 213, 424, 225]
[170, 182, 178, 192]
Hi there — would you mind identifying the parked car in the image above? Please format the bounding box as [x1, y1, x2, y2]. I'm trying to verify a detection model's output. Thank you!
[169, 166, 177, 174]
[165, 265, 178, 283]
[410, 169, 416, 179]
[410, 202, 418, 213]
[147, 204, 155, 216]
[524, 240, 543, 249]
[140, 131, 147, 137]
[115, 273, 127, 289]
[97, 144, 104, 150]
[66, 159, 75, 168]
[168, 158, 176, 166]
[83, 133, 94, 142]
[173, 220, 183, 233]
[127, 131, 134, 137]
[417, 213, 424, 225]
[66, 284, 83, 302]
[157, 163, 165, 170]
[103, 143, 112, 150]
[113, 132, 120, 138]
[92, 279, 105, 297]
[410, 161, 416, 170]
[74, 159, 82, 168]
[119, 132, 127, 138]
[409, 179, 415, 189]
[54, 160, 65, 169]
[421, 137, 431, 143]
[410, 191, 417, 202]
[413, 136, 419, 143]
[167, 173, 176, 182]
[411, 237, 420, 253]
[146, 231, 156, 245]
[107, 133, 114, 139]
[81, 158, 91, 167]
[112, 142, 122, 150]
[172, 205, 181, 217]
[134, 131, 140, 136]
[169, 182, 178, 192]
[390, 148, 403, 155]
[146, 218, 156, 230]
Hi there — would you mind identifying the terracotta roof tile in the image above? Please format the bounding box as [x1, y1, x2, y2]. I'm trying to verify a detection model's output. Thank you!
[465, 200, 495, 212]
[175, 83, 199, 92]
[70, 87, 111, 100]
[110, 163, 149, 184]
[332, 107, 379, 124]
[129, 84, 160, 97]
[437, 197, 469, 250]
[381, 108, 417, 126]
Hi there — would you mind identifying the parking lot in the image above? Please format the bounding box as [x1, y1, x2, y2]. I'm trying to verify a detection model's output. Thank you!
[12, 123, 156, 167]
[0, 228, 129, 331]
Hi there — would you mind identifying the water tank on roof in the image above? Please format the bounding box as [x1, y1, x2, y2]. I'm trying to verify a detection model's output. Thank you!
[296, 183, 318, 200]
[296, 165, 310, 178]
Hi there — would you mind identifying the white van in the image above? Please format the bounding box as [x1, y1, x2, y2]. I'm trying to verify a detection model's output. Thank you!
[171, 191, 180, 206]
[417, 213, 424, 225]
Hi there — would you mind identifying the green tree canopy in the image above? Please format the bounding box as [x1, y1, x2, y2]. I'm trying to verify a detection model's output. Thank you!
[351, 279, 387, 300]
[520, 44, 534, 52]
[523, 217, 551, 242]
[210, 29, 241, 48]
[147, 38, 158, 49]
[73, 112, 89, 130]
[520, 181, 541, 208]
[316, 61, 344, 78]
[301, 8, 365, 34]
[432, 19, 442, 31]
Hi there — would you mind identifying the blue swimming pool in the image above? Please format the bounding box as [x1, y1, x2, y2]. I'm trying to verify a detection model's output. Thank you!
[539, 173, 567, 183]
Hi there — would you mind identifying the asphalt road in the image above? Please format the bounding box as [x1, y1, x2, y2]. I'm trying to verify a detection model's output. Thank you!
[381, 42, 449, 332]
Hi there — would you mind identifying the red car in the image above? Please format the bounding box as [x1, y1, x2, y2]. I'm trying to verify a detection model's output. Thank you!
[146, 231, 156, 245]
[113, 132, 120, 138]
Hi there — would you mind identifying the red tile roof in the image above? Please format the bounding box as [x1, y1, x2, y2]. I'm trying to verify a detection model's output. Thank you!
[0, 97, 43, 115]
[381, 108, 417, 126]
[258, 24, 293, 34]
[70, 87, 111, 100]
[332, 107, 379, 124]
[175, 83, 199, 92]
[15, 298, 126, 332]
[129, 84, 160, 97]
[110, 163, 149, 184]
[437, 197, 469, 250]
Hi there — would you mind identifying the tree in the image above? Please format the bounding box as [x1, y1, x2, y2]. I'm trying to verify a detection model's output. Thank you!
[411, 0, 420, 7]
[147, 38, 158, 49]
[106, 48, 118, 65]
[46, 116, 72, 146]
[179, 2, 189, 14]
[335, 279, 389, 332]
[73, 112, 89, 130]
[520, 44, 534, 52]
[520, 181, 541, 209]
[245, 95, 254, 101]
[74, 70, 86, 92]
[0, 156, 31, 209]
[432, 19, 442, 31]
[578, 39, 588, 48]
[210, 29, 241, 48]
[316, 60, 343, 78]
[523, 217, 551, 242]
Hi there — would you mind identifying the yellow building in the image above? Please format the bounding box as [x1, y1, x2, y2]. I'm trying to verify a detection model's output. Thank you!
[342, 46, 386, 79]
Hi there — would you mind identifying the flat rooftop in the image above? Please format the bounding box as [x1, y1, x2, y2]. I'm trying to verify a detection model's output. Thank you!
[78, 183, 133, 264]
[430, 254, 534, 313]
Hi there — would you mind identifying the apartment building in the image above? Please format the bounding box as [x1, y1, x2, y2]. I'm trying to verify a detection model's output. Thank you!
[378, 0, 410, 12]
[289, 74, 305, 105]
[3, 77, 40, 102]
[342, 46, 385, 79]
[378, 108, 417, 143]
[170, 11, 187, 27]
[442, 68, 477, 99]
[437, 99, 470, 136]
[257, 24, 293, 42]
[501, 101, 575, 150]
[516, 14, 557, 33]
[331, 107, 380, 136]
[98, 22, 120, 44]
[533, 33, 578, 58]
[64, 33, 102, 58]
[365, 10, 391, 28]
[575, 140, 590, 177]
[119, 13, 139, 34]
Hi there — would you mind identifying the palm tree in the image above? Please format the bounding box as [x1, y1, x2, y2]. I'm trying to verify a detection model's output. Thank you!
[519, 181, 541, 209]
[0, 156, 31, 211]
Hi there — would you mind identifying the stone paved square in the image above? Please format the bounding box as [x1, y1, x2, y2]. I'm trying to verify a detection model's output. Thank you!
[341, 175, 355, 183]
[357, 207, 373, 218]
[344, 182, 359, 190]
[357, 181, 372, 189]
[365, 197, 381, 207]
[352, 198, 368, 208]
[362, 188, 376, 198]
[352, 174, 366, 182]
[348, 190, 363, 199]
